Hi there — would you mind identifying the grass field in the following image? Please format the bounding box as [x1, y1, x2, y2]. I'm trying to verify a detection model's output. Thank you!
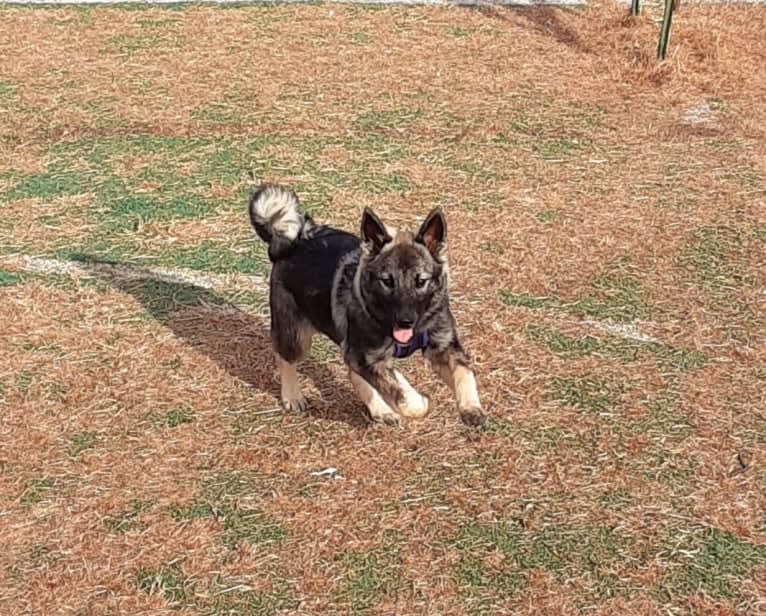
[1, 2, 766, 614]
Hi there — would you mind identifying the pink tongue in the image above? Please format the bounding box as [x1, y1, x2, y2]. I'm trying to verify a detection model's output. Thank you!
[393, 328, 414, 344]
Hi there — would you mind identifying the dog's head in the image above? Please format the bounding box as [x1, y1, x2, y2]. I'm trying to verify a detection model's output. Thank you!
[357, 207, 448, 344]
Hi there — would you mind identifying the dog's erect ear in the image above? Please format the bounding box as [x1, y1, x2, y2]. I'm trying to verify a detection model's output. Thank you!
[360, 208, 392, 254]
[416, 208, 447, 261]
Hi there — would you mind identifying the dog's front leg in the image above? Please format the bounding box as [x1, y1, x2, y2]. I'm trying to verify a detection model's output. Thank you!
[427, 341, 485, 427]
[348, 368, 401, 426]
[348, 361, 429, 424]
[391, 369, 430, 418]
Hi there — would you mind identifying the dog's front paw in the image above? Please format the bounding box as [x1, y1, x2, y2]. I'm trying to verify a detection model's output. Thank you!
[282, 394, 308, 413]
[368, 407, 402, 427]
[459, 406, 486, 428]
[397, 392, 430, 419]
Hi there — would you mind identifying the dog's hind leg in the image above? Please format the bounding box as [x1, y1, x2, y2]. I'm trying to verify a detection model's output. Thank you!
[276, 353, 308, 412]
[426, 340, 485, 427]
[271, 288, 313, 412]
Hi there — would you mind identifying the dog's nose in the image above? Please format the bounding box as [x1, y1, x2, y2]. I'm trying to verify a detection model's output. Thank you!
[397, 319, 415, 329]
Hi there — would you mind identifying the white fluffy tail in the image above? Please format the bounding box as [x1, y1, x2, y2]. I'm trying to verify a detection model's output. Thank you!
[248, 184, 312, 261]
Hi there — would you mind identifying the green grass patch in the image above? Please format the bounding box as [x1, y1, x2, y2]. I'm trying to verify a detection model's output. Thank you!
[536, 208, 559, 223]
[354, 108, 423, 132]
[170, 498, 285, 549]
[336, 535, 404, 612]
[526, 325, 618, 358]
[135, 564, 195, 608]
[3, 170, 89, 201]
[67, 431, 97, 457]
[15, 370, 35, 394]
[108, 193, 215, 226]
[219, 506, 286, 549]
[635, 396, 693, 443]
[202, 575, 299, 615]
[3, 134, 415, 270]
[644, 447, 697, 486]
[344, 134, 409, 162]
[28, 544, 57, 568]
[309, 336, 336, 362]
[483, 417, 516, 438]
[447, 25, 475, 37]
[104, 31, 184, 55]
[169, 240, 268, 275]
[522, 425, 566, 453]
[550, 375, 623, 415]
[104, 499, 151, 534]
[657, 527, 766, 601]
[201, 470, 271, 502]
[684, 225, 761, 292]
[524, 325, 705, 372]
[567, 272, 648, 322]
[0, 269, 23, 287]
[500, 259, 650, 323]
[163, 407, 195, 428]
[533, 137, 586, 160]
[349, 31, 371, 45]
[499, 291, 555, 310]
[191, 101, 240, 125]
[597, 488, 633, 510]
[113, 278, 225, 321]
[505, 97, 605, 142]
[19, 477, 55, 505]
[21, 342, 63, 354]
[453, 521, 629, 605]
[0, 80, 18, 100]
[58, 238, 268, 279]
[170, 471, 287, 549]
[169, 499, 215, 522]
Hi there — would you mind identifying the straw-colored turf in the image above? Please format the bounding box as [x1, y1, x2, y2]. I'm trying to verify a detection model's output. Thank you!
[1, 2, 765, 614]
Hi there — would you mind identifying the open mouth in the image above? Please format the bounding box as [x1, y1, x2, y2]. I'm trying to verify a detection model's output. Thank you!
[393, 327, 414, 344]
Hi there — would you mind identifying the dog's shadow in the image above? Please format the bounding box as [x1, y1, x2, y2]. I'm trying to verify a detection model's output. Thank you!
[72, 255, 368, 428]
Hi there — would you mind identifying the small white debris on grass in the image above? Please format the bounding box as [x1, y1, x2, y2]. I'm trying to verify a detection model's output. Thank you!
[309, 467, 343, 480]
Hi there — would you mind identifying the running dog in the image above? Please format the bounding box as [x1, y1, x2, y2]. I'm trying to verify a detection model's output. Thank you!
[249, 184, 484, 427]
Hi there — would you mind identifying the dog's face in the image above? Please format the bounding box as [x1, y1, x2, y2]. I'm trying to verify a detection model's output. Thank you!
[357, 208, 448, 344]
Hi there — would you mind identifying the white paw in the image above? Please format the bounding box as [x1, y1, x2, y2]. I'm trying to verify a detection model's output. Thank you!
[369, 407, 402, 427]
[282, 394, 308, 413]
[398, 392, 430, 418]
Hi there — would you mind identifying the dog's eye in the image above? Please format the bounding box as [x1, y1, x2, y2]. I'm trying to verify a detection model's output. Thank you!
[415, 275, 430, 289]
[379, 274, 395, 289]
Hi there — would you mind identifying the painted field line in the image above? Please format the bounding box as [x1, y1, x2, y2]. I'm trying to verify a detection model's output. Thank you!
[2, 253, 672, 347]
[0, 253, 269, 296]
[582, 319, 661, 344]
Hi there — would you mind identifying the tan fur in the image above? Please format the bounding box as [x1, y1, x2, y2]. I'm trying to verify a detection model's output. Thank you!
[428, 348, 482, 417]
[278, 355, 306, 412]
[393, 229, 414, 245]
[393, 369, 430, 418]
[275, 325, 314, 412]
[349, 369, 400, 425]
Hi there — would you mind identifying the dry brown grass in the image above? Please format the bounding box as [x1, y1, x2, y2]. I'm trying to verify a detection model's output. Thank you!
[1, 2, 766, 614]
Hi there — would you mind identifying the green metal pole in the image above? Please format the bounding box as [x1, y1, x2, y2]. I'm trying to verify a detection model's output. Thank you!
[657, 0, 675, 59]
[631, 0, 640, 17]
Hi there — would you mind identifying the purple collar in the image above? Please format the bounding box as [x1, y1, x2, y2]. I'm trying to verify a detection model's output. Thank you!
[393, 331, 429, 359]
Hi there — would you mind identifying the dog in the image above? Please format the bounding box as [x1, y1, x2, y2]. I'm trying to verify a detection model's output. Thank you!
[248, 184, 484, 427]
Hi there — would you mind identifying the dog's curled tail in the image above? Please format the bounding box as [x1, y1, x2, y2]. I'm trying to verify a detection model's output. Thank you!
[248, 184, 313, 262]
